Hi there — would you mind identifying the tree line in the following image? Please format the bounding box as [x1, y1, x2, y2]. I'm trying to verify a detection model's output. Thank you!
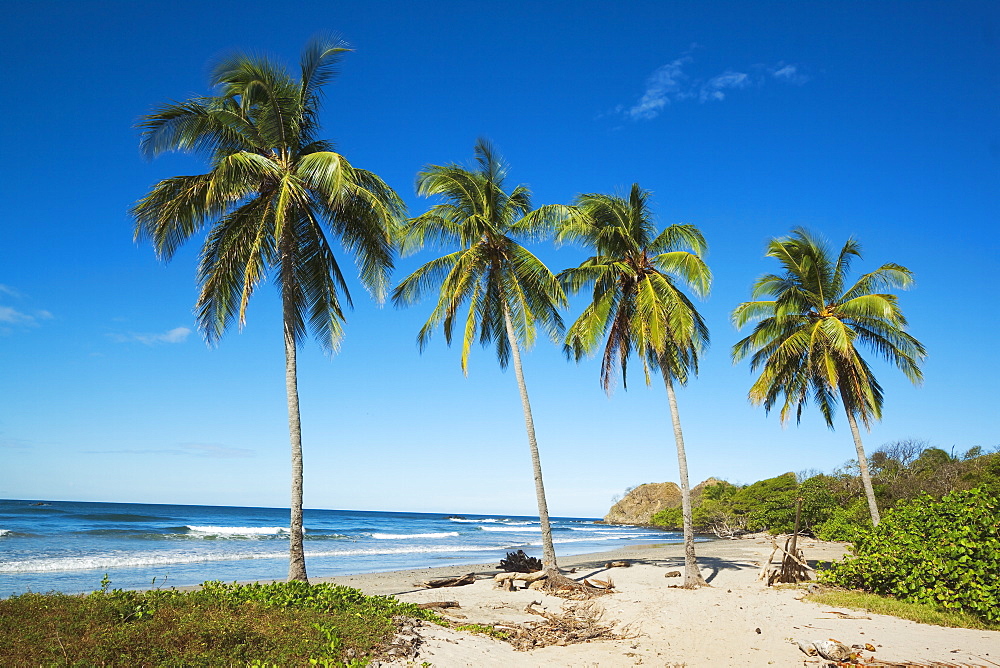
[131, 38, 926, 588]
[650, 439, 999, 541]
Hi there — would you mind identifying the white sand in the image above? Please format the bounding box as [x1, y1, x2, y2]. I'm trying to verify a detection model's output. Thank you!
[318, 537, 1000, 667]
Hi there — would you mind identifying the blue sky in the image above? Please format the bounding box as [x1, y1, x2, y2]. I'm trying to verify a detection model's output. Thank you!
[2, 1, 997, 518]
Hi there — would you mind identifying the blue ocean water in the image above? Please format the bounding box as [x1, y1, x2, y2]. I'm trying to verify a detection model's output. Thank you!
[0, 499, 679, 597]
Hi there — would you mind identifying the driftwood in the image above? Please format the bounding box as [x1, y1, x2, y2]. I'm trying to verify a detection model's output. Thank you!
[419, 573, 475, 588]
[541, 571, 615, 599]
[759, 498, 815, 586]
[604, 560, 631, 568]
[416, 600, 461, 609]
[494, 569, 548, 591]
[494, 569, 614, 598]
[499, 549, 543, 573]
[497, 601, 625, 650]
[583, 577, 614, 590]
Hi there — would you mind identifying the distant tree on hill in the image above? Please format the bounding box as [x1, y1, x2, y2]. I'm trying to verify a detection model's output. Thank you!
[732, 229, 926, 526]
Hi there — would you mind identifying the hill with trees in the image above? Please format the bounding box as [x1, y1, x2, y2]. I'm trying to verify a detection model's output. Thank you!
[610, 440, 998, 540]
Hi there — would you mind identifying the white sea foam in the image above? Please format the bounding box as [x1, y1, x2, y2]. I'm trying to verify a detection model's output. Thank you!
[370, 532, 459, 540]
[186, 526, 290, 536]
[0, 529, 10, 537]
[0, 543, 513, 573]
[479, 525, 542, 532]
[449, 518, 535, 524]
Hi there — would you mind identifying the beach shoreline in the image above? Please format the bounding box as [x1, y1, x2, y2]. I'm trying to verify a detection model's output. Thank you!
[302, 537, 1000, 667]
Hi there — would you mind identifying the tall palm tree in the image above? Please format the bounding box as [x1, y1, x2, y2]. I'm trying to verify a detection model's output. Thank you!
[131, 38, 405, 581]
[732, 228, 925, 526]
[393, 139, 566, 570]
[558, 184, 712, 588]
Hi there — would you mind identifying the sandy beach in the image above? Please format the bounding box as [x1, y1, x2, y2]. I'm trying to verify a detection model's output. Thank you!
[315, 537, 1000, 667]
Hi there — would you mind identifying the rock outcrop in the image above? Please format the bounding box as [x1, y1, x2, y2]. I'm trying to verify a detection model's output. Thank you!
[604, 478, 722, 525]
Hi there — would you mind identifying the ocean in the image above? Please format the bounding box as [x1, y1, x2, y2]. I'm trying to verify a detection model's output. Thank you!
[0, 499, 680, 597]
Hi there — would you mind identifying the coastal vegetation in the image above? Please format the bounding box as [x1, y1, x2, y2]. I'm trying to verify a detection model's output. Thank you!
[393, 139, 568, 570]
[822, 483, 1000, 623]
[557, 184, 711, 588]
[131, 38, 406, 582]
[647, 441, 998, 540]
[732, 229, 927, 526]
[0, 579, 438, 666]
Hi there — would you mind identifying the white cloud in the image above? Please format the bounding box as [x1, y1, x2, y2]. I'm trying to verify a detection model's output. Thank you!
[113, 326, 192, 345]
[0, 286, 52, 331]
[626, 56, 692, 120]
[699, 71, 751, 102]
[771, 63, 810, 85]
[0, 306, 51, 326]
[619, 56, 808, 121]
[0, 306, 33, 324]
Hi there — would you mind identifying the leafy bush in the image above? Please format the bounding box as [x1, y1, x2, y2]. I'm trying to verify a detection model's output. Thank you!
[815, 498, 871, 542]
[822, 485, 1000, 622]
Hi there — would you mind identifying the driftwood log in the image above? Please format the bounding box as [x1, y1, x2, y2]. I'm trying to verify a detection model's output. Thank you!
[419, 573, 476, 588]
[494, 569, 549, 591]
[416, 601, 461, 609]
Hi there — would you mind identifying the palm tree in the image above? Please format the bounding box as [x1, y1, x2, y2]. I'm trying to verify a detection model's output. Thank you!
[393, 139, 566, 570]
[732, 228, 925, 526]
[558, 184, 712, 588]
[131, 38, 405, 581]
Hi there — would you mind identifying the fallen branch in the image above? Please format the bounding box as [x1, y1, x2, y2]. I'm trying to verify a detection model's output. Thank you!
[419, 573, 475, 588]
[416, 601, 460, 609]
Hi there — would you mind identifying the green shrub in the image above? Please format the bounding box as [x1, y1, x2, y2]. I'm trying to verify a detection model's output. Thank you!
[815, 498, 871, 542]
[821, 485, 1000, 622]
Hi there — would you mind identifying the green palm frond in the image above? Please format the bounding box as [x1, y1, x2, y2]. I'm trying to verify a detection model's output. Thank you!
[134, 40, 404, 350]
[393, 140, 565, 374]
[732, 228, 925, 428]
[557, 183, 711, 393]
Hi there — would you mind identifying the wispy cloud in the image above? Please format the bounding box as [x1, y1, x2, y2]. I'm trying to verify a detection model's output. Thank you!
[699, 71, 751, 102]
[0, 285, 52, 330]
[626, 56, 692, 120]
[111, 326, 192, 345]
[618, 55, 808, 121]
[770, 63, 810, 85]
[86, 442, 254, 459]
[0, 306, 53, 327]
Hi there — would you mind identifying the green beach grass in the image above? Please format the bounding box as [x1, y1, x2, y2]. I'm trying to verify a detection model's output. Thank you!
[806, 589, 1000, 632]
[0, 579, 440, 666]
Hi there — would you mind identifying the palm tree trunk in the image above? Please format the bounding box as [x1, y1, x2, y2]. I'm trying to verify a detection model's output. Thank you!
[662, 371, 707, 588]
[845, 409, 881, 526]
[502, 304, 558, 571]
[284, 295, 309, 583]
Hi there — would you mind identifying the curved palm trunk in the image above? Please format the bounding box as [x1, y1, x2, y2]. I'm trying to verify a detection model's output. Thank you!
[502, 305, 558, 571]
[284, 295, 309, 582]
[662, 371, 707, 588]
[845, 409, 881, 527]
